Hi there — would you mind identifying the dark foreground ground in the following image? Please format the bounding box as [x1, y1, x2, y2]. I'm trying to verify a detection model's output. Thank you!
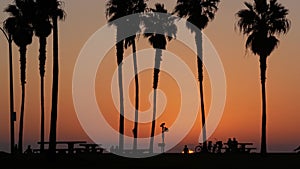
[0, 152, 299, 169]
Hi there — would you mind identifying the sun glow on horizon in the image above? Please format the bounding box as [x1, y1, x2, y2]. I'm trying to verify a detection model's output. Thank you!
[181, 150, 194, 154]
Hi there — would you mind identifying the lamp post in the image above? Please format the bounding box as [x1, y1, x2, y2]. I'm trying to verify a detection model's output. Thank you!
[0, 27, 16, 154]
[158, 123, 168, 153]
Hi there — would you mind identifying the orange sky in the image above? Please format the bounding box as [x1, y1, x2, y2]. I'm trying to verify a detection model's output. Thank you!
[0, 0, 299, 153]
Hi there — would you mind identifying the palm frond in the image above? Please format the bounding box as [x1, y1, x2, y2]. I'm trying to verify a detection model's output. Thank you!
[264, 35, 279, 56]
[3, 17, 17, 35]
[244, 2, 253, 11]
[236, 0, 290, 57]
[4, 5, 20, 17]
[174, 0, 220, 30]
[236, 9, 258, 35]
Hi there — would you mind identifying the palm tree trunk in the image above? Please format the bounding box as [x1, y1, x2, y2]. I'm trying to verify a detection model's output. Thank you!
[116, 32, 125, 153]
[39, 37, 47, 152]
[40, 78, 45, 152]
[260, 56, 267, 154]
[132, 40, 139, 152]
[8, 34, 15, 154]
[149, 49, 162, 154]
[49, 14, 59, 155]
[195, 31, 207, 152]
[18, 45, 27, 154]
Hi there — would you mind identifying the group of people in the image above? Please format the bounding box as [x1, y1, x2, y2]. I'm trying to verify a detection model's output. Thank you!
[183, 138, 242, 154]
[225, 137, 239, 153]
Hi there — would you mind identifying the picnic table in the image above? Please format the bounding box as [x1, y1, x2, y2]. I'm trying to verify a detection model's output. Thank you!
[223, 142, 256, 153]
[37, 140, 87, 154]
[238, 143, 256, 152]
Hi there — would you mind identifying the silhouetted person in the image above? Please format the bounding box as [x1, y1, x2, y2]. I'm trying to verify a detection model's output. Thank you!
[14, 144, 18, 154]
[212, 142, 217, 153]
[115, 146, 119, 153]
[216, 141, 223, 153]
[24, 145, 32, 154]
[183, 145, 189, 154]
[226, 138, 233, 153]
[110, 146, 115, 153]
[232, 138, 239, 153]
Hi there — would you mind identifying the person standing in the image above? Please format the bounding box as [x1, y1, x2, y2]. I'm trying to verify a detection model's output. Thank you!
[183, 145, 189, 154]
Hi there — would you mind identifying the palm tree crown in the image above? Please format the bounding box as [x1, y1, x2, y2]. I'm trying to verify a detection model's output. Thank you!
[124, 0, 147, 49]
[236, 0, 291, 57]
[174, 0, 220, 31]
[143, 3, 177, 89]
[4, 1, 34, 51]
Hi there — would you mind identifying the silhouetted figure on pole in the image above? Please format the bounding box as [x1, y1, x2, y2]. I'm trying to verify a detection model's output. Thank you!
[158, 123, 168, 153]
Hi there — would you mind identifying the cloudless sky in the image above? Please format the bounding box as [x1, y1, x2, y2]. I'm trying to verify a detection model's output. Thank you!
[0, 0, 299, 153]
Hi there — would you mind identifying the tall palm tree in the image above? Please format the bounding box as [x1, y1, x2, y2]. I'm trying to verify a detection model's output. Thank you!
[174, 0, 220, 152]
[33, 0, 53, 153]
[143, 3, 177, 153]
[236, 0, 290, 154]
[47, 0, 65, 155]
[4, 0, 34, 153]
[106, 0, 133, 153]
[123, 0, 147, 153]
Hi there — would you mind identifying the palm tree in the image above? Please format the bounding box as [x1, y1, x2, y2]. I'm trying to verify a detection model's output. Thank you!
[123, 0, 147, 153]
[4, 0, 34, 153]
[47, 0, 65, 155]
[33, 0, 53, 153]
[174, 0, 220, 152]
[236, 0, 290, 154]
[106, 0, 133, 153]
[143, 3, 177, 153]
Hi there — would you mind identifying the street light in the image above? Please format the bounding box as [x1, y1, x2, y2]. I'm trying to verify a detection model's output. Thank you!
[158, 123, 169, 153]
[0, 27, 16, 154]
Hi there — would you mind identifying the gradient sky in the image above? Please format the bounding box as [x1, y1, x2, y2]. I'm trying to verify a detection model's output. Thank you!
[0, 0, 299, 153]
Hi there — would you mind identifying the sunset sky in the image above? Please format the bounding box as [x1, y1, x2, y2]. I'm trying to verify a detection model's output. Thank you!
[0, 0, 299, 154]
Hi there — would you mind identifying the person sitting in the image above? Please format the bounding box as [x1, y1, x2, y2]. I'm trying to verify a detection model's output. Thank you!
[24, 145, 32, 154]
[232, 138, 239, 153]
[216, 141, 223, 153]
[226, 138, 233, 153]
